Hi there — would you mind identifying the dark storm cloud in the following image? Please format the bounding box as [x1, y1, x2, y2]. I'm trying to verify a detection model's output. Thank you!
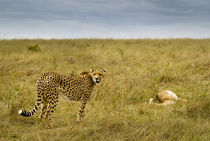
[0, 0, 210, 38]
[149, 0, 210, 19]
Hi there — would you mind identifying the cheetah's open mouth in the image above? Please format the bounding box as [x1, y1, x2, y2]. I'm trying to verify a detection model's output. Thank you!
[95, 80, 100, 84]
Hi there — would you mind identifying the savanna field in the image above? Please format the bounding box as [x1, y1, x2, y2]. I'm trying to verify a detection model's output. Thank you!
[0, 39, 209, 141]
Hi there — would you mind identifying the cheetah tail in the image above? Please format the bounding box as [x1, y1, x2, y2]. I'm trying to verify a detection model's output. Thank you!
[18, 95, 41, 117]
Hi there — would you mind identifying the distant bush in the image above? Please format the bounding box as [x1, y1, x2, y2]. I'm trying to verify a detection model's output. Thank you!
[27, 44, 41, 52]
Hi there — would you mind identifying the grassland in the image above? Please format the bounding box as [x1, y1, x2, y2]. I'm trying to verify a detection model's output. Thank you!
[0, 39, 209, 141]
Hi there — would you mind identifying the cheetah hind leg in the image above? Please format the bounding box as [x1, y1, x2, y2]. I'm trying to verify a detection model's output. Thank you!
[39, 99, 48, 119]
[44, 98, 58, 126]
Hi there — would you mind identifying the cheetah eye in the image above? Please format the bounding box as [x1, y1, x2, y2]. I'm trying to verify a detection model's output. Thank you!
[93, 74, 96, 75]
[99, 74, 102, 76]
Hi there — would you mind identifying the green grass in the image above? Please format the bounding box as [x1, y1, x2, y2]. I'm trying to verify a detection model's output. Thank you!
[0, 39, 209, 141]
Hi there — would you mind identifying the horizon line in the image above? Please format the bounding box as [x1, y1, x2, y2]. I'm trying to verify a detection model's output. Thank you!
[0, 37, 210, 40]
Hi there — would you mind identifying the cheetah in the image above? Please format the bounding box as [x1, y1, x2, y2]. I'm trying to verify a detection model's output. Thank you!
[18, 69, 107, 124]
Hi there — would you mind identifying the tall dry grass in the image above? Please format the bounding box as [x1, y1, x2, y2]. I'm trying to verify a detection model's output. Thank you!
[0, 39, 209, 141]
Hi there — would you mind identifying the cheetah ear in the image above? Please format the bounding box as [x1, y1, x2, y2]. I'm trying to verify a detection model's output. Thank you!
[90, 69, 94, 73]
[103, 69, 107, 73]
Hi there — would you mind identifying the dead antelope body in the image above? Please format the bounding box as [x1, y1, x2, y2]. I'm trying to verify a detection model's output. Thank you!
[149, 90, 184, 106]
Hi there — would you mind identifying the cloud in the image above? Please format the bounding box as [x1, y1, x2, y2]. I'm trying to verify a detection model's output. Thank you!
[0, 0, 210, 38]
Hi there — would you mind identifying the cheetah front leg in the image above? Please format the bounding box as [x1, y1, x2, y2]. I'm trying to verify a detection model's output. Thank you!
[77, 98, 88, 123]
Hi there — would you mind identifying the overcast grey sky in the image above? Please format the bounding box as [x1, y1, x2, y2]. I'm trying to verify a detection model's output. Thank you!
[0, 0, 210, 39]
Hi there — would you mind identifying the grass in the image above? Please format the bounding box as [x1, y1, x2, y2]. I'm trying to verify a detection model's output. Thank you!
[0, 39, 209, 141]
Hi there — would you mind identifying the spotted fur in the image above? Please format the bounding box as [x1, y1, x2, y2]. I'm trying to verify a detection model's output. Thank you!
[18, 69, 106, 124]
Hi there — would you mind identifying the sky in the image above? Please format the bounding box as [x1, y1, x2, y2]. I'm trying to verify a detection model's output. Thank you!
[0, 0, 210, 39]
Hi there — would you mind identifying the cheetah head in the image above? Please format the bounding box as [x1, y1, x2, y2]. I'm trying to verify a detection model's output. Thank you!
[90, 69, 106, 84]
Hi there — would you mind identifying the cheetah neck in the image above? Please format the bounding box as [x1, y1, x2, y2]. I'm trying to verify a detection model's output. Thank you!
[83, 74, 96, 87]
